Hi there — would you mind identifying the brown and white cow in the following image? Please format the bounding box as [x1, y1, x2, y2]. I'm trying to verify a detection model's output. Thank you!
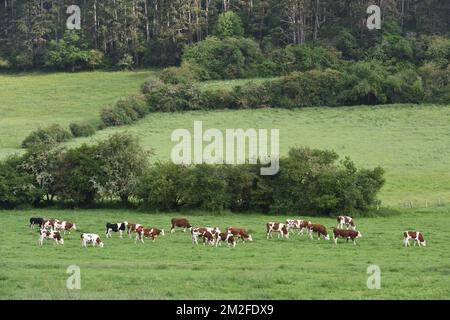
[80, 233, 104, 248]
[266, 222, 289, 239]
[226, 227, 253, 243]
[135, 227, 165, 244]
[336, 216, 356, 230]
[55, 221, 77, 234]
[216, 232, 237, 248]
[38, 230, 64, 246]
[332, 228, 362, 245]
[127, 223, 142, 239]
[403, 231, 426, 247]
[286, 219, 311, 235]
[307, 224, 330, 240]
[42, 219, 60, 230]
[170, 218, 192, 233]
[191, 227, 219, 246]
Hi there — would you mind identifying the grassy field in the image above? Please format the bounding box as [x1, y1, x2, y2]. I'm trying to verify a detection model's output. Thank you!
[63, 104, 450, 207]
[0, 70, 156, 158]
[0, 208, 449, 299]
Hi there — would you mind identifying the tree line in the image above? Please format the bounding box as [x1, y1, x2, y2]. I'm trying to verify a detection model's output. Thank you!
[0, 133, 385, 215]
[1, 0, 449, 69]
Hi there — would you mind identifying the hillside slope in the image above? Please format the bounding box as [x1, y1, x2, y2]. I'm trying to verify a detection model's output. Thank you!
[0, 70, 157, 157]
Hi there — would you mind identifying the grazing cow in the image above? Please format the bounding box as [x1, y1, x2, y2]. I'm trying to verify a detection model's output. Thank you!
[336, 216, 356, 230]
[38, 230, 64, 246]
[42, 219, 60, 230]
[105, 221, 128, 238]
[80, 233, 104, 248]
[226, 227, 253, 242]
[216, 232, 236, 248]
[127, 223, 142, 239]
[286, 219, 311, 235]
[307, 224, 330, 240]
[55, 221, 77, 234]
[29, 217, 44, 229]
[135, 227, 165, 243]
[403, 231, 426, 247]
[191, 227, 218, 246]
[170, 218, 192, 233]
[266, 222, 289, 239]
[332, 228, 362, 245]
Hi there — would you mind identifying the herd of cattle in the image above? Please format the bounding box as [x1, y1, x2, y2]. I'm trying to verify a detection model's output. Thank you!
[29, 215, 427, 248]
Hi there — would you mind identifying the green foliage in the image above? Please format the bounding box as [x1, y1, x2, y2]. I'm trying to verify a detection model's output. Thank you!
[69, 123, 96, 138]
[182, 36, 264, 79]
[269, 69, 342, 108]
[53, 144, 105, 205]
[21, 124, 73, 148]
[0, 156, 39, 208]
[137, 147, 385, 214]
[426, 36, 450, 67]
[418, 62, 450, 102]
[337, 61, 390, 105]
[96, 133, 150, 203]
[117, 54, 134, 70]
[44, 31, 92, 71]
[159, 62, 206, 84]
[145, 83, 200, 112]
[284, 45, 343, 72]
[100, 94, 149, 127]
[87, 50, 105, 70]
[214, 11, 245, 39]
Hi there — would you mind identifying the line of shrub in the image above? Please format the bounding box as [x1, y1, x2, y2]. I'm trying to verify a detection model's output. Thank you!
[21, 122, 97, 149]
[2, 133, 386, 215]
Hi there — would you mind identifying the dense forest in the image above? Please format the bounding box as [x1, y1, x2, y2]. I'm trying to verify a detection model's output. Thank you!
[0, 0, 449, 69]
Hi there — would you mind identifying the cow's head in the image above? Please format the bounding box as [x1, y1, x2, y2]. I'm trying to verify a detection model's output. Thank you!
[59, 238, 64, 245]
[246, 234, 253, 241]
[357, 231, 362, 238]
[421, 240, 426, 246]
[160, 229, 165, 236]
[97, 238, 104, 247]
[71, 223, 77, 231]
[123, 221, 128, 226]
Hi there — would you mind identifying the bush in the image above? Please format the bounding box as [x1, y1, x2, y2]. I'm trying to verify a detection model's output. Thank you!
[145, 84, 200, 112]
[159, 62, 206, 84]
[418, 62, 450, 102]
[22, 124, 73, 148]
[386, 69, 424, 103]
[284, 45, 343, 73]
[141, 79, 164, 94]
[0, 156, 40, 208]
[100, 94, 149, 127]
[182, 36, 264, 79]
[269, 69, 342, 108]
[426, 36, 450, 67]
[69, 123, 96, 137]
[337, 61, 390, 105]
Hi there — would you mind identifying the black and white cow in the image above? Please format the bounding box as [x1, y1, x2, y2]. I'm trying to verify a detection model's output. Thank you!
[29, 217, 44, 229]
[105, 221, 128, 238]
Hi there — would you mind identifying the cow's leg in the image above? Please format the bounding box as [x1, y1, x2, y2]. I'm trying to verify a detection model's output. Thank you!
[353, 238, 356, 245]
[134, 235, 138, 244]
[183, 227, 187, 233]
[333, 236, 337, 245]
[119, 230, 123, 238]
[171, 225, 175, 233]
